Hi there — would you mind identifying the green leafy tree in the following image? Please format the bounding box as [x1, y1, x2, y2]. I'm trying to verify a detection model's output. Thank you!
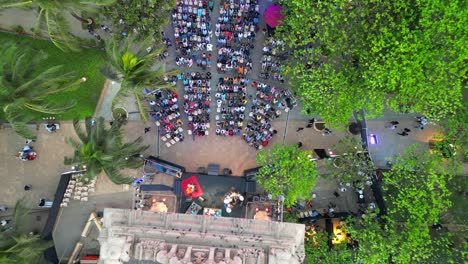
[278, 0, 466, 127]
[0, 198, 53, 263]
[64, 117, 149, 184]
[0, 0, 115, 51]
[100, 37, 178, 122]
[0, 43, 82, 139]
[432, 103, 468, 169]
[103, 0, 175, 41]
[256, 144, 318, 207]
[304, 231, 354, 263]
[345, 146, 456, 263]
[326, 136, 374, 186]
[383, 146, 452, 263]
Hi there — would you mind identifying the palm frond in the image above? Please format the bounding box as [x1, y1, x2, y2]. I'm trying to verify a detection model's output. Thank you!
[111, 82, 130, 110]
[24, 100, 76, 114]
[102, 166, 133, 185]
[4, 105, 36, 140]
[99, 64, 121, 82]
[66, 116, 148, 185]
[45, 8, 81, 52]
[72, 118, 88, 143]
[134, 92, 148, 123]
[0, 1, 33, 9]
[10, 198, 29, 234]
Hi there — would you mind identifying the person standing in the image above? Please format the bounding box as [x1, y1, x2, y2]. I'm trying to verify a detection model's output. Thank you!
[322, 128, 332, 135]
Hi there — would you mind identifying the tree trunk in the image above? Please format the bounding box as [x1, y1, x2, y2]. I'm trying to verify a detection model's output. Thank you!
[70, 12, 90, 24]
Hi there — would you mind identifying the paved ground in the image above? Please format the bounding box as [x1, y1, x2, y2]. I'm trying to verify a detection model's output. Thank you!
[53, 192, 133, 261]
[0, 0, 443, 227]
[366, 111, 440, 168]
[0, 1, 451, 261]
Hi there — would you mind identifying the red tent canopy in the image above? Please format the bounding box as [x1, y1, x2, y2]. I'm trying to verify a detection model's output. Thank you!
[264, 5, 284, 28]
[181, 176, 203, 199]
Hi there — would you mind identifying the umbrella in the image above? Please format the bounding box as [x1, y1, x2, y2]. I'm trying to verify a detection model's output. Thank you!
[264, 5, 284, 28]
[181, 176, 203, 199]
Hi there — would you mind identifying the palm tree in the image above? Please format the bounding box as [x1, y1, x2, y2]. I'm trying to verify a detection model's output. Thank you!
[0, 42, 83, 139]
[100, 37, 178, 122]
[0, 198, 53, 263]
[0, 0, 115, 51]
[64, 117, 149, 184]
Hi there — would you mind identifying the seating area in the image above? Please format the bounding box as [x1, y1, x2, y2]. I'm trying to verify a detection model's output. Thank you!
[149, 89, 184, 147]
[259, 38, 286, 83]
[171, 0, 213, 69]
[61, 174, 96, 207]
[215, 0, 260, 48]
[215, 76, 249, 136]
[182, 72, 212, 137]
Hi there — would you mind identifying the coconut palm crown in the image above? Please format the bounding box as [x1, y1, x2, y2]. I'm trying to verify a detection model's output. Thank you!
[100, 36, 178, 122]
[64, 117, 149, 184]
[0, 43, 82, 139]
[0, 0, 115, 51]
[0, 198, 53, 263]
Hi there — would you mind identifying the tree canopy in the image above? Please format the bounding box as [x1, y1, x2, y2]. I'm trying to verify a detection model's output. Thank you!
[100, 37, 177, 122]
[0, 198, 53, 263]
[326, 136, 374, 186]
[0, 0, 115, 51]
[304, 230, 354, 263]
[344, 146, 460, 263]
[64, 117, 149, 184]
[103, 0, 175, 41]
[256, 144, 318, 206]
[278, 0, 466, 127]
[0, 42, 82, 139]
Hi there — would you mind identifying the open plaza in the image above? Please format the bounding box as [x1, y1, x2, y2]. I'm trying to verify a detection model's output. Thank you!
[0, 0, 466, 263]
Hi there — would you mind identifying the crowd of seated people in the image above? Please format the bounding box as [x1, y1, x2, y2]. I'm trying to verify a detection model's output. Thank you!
[259, 38, 287, 83]
[242, 82, 296, 149]
[215, 0, 260, 48]
[182, 72, 212, 137]
[171, 0, 213, 69]
[215, 76, 250, 136]
[149, 89, 185, 145]
[216, 46, 253, 75]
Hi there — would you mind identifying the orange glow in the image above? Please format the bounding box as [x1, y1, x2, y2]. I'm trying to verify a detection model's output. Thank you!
[332, 220, 347, 244]
[162, 198, 167, 202]
[152, 198, 157, 203]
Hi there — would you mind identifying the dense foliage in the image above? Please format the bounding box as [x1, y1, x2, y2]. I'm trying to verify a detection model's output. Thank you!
[100, 37, 177, 122]
[103, 0, 175, 41]
[0, 198, 53, 263]
[326, 136, 374, 185]
[0, 0, 115, 51]
[344, 146, 462, 263]
[304, 231, 354, 263]
[278, 0, 466, 127]
[0, 42, 82, 139]
[256, 144, 318, 207]
[64, 117, 149, 184]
